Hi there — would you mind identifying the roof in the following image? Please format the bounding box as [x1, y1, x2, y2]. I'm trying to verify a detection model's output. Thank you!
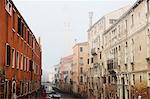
[87, 5, 130, 32]
[103, 0, 143, 35]
[61, 55, 73, 64]
[10, 0, 41, 48]
[72, 41, 88, 48]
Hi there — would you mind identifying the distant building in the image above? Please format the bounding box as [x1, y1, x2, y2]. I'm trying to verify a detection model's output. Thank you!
[72, 42, 89, 96]
[54, 42, 89, 97]
[49, 72, 54, 83]
[59, 55, 73, 92]
[54, 64, 60, 87]
[0, 0, 42, 98]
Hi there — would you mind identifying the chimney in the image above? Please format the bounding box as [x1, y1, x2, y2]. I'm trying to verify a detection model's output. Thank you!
[89, 12, 93, 28]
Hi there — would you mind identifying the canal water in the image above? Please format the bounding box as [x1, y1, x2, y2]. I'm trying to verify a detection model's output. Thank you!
[43, 83, 86, 99]
[59, 92, 86, 99]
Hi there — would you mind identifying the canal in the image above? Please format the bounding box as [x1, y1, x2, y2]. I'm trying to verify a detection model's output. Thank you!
[59, 92, 86, 99]
[43, 83, 86, 99]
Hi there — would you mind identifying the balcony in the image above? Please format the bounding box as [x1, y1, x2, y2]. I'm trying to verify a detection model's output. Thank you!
[107, 59, 118, 74]
[91, 48, 97, 56]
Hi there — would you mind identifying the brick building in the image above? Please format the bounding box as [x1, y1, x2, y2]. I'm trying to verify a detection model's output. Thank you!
[0, 0, 42, 98]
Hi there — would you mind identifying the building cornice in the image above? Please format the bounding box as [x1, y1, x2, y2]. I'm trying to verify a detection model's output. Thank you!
[11, 0, 41, 49]
[103, 0, 143, 36]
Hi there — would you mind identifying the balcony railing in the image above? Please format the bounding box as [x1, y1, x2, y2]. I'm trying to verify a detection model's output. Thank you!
[107, 58, 118, 74]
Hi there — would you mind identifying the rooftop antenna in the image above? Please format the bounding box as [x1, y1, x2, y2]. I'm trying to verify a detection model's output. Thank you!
[89, 11, 93, 28]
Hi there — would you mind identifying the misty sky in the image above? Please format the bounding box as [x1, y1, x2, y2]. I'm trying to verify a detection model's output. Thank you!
[13, 0, 136, 81]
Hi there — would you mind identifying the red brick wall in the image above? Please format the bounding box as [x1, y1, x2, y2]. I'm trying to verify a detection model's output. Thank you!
[0, 0, 42, 97]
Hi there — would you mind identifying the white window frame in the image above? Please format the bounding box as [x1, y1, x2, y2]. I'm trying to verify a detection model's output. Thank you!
[11, 80, 16, 95]
[5, 0, 12, 15]
[20, 53, 23, 70]
[12, 48, 15, 68]
[4, 79, 9, 99]
[33, 38, 35, 50]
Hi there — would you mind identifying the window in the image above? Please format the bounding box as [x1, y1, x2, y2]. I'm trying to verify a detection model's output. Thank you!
[80, 76, 83, 83]
[27, 31, 30, 44]
[12, 48, 15, 68]
[140, 75, 142, 82]
[4, 80, 10, 99]
[87, 59, 89, 64]
[125, 20, 127, 31]
[109, 19, 117, 24]
[132, 39, 134, 44]
[147, 0, 150, 12]
[13, 10, 15, 29]
[18, 17, 21, 35]
[29, 60, 33, 71]
[131, 14, 134, 26]
[80, 47, 83, 52]
[133, 74, 135, 85]
[26, 58, 29, 71]
[103, 77, 106, 84]
[36, 65, 38, 74]
[148, 73, 150, 87]
[91, 57, 93, 63]
[125, 42, 128, 47]
[29, 33, 31, 45]
[119, 45, 121, 51]
[125, 42, 128, 64]
[24, 56, 26, 71]
[80, 67, 83, 74]
[16, 51, 19, 69]
[125, 64, 128, 70]
[6, 44, 11, 66]
[118, 25, 121, 38]
[23, 27, 26, 40]
[80, 57, 83, 65]
[21, 22, 24, 38]
[20, 54, 23, 70]
[108, 76, 111, 83]
[139, 45, 142, 51]
[5, 0, 12, 15]
[132, 64, 134, 71]
[118, 65, 121, 71]
[100, 52, 102, 59]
